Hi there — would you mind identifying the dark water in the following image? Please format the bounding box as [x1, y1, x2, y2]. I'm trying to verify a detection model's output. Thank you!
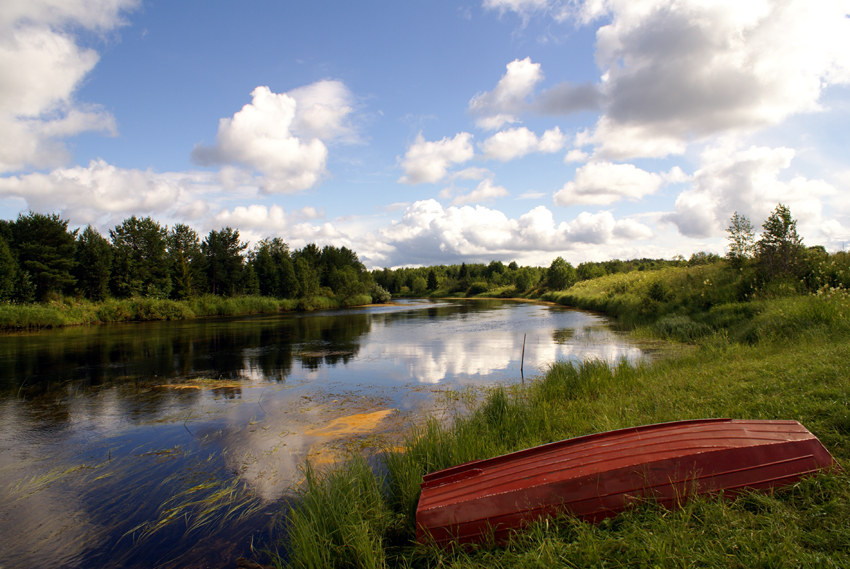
[0, 299, 647, 568]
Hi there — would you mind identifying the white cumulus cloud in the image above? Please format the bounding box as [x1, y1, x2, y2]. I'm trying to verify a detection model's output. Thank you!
[662, 144, 837, 238]
[577, 0, 850, 159]
[468, 58, 543, 130]
[480, 127, 565, 161]
[0, 159, 214, 227]
[397, 132, 474, 184]
[373, 199, 653, 267]
[482, 0, 551, 17]
[480, 1, 850, 161]
[192, 82, 355, 194]
[449, 179, 509, 206]
[0, 0, 136, 173]
[286, 79, 356, 142]
[554, 161, 663, 206]
[564, 149, 589, 163]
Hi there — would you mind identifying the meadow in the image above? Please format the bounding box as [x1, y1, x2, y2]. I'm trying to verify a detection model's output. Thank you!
[277, 261, 850, 568]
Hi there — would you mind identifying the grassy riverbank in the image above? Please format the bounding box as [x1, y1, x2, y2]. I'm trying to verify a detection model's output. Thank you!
[276, 264, 850, 568]
[0, 293, 373, 330]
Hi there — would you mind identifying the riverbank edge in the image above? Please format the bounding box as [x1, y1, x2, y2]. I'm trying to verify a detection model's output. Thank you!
[0, 293, 377, 331]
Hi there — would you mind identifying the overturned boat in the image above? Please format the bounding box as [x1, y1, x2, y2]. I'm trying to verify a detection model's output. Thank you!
[416, 418, 835, 546]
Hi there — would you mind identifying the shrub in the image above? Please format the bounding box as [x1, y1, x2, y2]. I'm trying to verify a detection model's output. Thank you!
[370, 284, 391, 303]
[466, 282, 490, 296]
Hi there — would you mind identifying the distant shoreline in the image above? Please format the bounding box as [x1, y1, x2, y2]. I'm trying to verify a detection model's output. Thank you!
[0, 294, 381, 332]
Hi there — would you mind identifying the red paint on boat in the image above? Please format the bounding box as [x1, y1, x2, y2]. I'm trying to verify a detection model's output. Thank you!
[415, 419, 836, 546]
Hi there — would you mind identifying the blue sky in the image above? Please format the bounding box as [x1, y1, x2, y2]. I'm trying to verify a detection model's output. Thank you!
[1, 0, 848, 268]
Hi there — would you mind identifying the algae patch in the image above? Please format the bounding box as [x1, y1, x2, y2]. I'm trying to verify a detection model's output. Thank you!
[305, 409, 396, 438]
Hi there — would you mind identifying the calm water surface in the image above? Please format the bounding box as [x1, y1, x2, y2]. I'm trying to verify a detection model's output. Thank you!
[0, 299, 648, 568]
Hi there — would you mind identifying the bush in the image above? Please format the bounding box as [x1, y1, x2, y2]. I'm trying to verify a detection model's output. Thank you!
[370, 284, 391, 303]
[343, 294, 372, 307]
[466, 282, 490, 296]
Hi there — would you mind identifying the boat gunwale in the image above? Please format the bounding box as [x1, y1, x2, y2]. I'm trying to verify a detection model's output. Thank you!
[421, 418, 804, 486]
[420, 428, 822, 500]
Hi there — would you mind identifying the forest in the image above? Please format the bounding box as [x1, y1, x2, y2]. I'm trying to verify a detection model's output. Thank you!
[0, 213, 380, 308]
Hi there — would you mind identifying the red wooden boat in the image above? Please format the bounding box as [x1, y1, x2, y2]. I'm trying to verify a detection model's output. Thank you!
[416, 419, 835, 546]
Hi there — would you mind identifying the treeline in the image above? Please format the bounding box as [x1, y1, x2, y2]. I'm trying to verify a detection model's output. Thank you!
[0, 213, 383, 307]
[2, 204, 842, 309]
[374, 256, 704, 298]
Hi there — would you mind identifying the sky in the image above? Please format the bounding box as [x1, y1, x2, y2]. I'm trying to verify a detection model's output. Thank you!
[0, 0, 849, 269]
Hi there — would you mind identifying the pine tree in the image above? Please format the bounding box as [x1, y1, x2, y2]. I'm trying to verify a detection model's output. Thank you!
[294, 257, 319, 299]
[0, 234, 16, 301]
[110, 216, 171, 298]
[12, 212, 77, 300]
[202, 227, 246, 296]
[278, 256, 298, 299]
[75, 225, 112, 301]
[427, 268, 438, 290]
[168, 224, 205, 299]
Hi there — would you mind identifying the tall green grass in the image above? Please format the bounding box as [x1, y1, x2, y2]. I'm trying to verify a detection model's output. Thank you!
[0, 293, 374, 330]
[282, 458, 400, 569]
[188, 294, 292, 317]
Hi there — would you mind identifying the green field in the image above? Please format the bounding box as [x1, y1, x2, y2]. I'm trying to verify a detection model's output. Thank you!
[277, 262, 850, 568]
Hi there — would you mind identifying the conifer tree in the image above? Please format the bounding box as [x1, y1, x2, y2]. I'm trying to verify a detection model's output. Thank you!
[12, 212, 77, 300]
[75, 225, 112, 301]
[0, 234, 16, 301]
[202, 227, 246, 296]
[110, 216, 171, 298]
[168, 224, 205, 299]
[427, 268, 438, 290]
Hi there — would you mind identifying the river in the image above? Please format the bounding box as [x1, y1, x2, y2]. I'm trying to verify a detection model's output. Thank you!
[0, 299, 648, 568]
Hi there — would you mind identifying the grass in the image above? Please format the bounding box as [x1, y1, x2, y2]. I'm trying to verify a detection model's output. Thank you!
[274, 264, 850, 568]
[0, 293, 371, 330]
[282, 458, 401, 569]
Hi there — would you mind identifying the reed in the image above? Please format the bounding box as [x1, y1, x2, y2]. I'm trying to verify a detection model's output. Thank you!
[282, 457, 398, 569]
[125, 476, 265, 543]
[188, 294, 289, 316]
[0, 293, 373, 330]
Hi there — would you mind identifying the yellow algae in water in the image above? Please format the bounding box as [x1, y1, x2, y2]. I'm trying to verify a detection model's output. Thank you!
[154, 380, 245, 390]
[305, 409, 395, 438]
[305, 447, 339, 466]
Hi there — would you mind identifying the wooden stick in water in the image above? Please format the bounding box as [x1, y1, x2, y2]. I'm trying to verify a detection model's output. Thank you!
[521, 333, 526, 383]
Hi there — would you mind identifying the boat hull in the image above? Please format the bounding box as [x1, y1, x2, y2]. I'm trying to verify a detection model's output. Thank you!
[415, 419, 835, 546]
